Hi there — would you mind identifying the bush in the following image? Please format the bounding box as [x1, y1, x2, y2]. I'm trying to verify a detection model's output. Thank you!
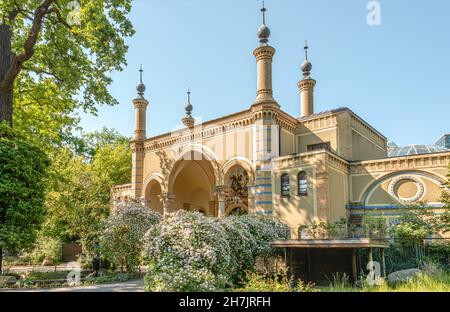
[23, 234, 63, 265]
[237, 268, 315, 292]
[100, 199, 161, 272]
[217, 216, 257, 285]
[143, 212, 291, 291]
[238, 216, 291, 258]
[143, 210, 233, 291]
[298, 218, 349, 239]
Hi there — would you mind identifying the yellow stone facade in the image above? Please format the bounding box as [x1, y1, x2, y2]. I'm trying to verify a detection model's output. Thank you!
[111, 9, 449, 238]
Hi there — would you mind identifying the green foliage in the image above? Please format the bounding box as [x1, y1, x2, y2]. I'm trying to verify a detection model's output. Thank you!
[1, 0, 134, 149]
[42, 128, 131, 255]
[389, 202, 449, 246]
[319, 268, 450, 292]
[0, 123, 49, 270]
[237, 215, 291, 258]
[100, 199, 161, 273]
[143, 212, 290, 292]
[23, 233, 63, 265]
[298, 218, 349, 239]
[237, 271, 293, 292]
[237, 268, 315, 292]
[144, 210, 233, 291]
[217, 216, 257, 285]
[324, 273, 356, 292]
[361, 213, 388, 239]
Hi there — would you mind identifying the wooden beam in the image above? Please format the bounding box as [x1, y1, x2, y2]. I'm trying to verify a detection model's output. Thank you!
[351, 249, 357, 285]
[289, 248, 293, 278]
[307, 249, 312, 281]
[381, 248, 386, 277]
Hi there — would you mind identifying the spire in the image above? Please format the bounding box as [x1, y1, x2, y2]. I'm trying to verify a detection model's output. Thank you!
[304, 40, 308, 60]
[261, 1, 266, 25]
[301, 41, 312, 78]
[136, 64, 146, 98]
[257, 2, 270, 46]
[182, 87, 195, 127]
[185, 87, 193, 116]
[298, 40, 316, 117]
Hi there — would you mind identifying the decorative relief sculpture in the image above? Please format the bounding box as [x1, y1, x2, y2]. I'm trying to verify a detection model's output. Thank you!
[388, 175, 425, 204]
[224, 166, 249, 208]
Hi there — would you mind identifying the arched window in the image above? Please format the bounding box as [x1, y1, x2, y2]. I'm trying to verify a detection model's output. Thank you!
[298, 171, 308, 196]
[281, 173, 290, 197]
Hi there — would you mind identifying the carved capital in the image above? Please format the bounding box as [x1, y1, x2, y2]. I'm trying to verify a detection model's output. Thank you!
[298, 78, 316, 92]
[133, 98, 149, 109]
[253, 46, 276, 61]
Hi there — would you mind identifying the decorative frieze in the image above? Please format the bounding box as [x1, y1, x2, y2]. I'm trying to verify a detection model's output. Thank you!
[350, 152, 450, 174]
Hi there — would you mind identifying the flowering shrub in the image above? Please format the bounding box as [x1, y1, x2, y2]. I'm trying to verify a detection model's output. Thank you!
[217, 216, 257, 284]
[101, 199, 161, 272]
[238, 215, 291, 258]
[143, 211, 290, 291]
[143, 210, 233, 291]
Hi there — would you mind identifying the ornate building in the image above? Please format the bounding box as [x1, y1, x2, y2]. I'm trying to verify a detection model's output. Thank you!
[112, 5, 450, 237]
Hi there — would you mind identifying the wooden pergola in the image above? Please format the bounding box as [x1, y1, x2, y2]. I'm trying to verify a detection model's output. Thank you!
[272, 239, 389, 285]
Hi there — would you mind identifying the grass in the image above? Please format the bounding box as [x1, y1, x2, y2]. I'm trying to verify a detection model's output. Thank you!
[235, 264, 450, 292]
[320, 269, 450, 292]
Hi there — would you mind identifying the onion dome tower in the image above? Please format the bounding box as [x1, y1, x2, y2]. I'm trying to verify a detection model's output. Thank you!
[182, 88, 195, 128]
[298, 41, 317, 118]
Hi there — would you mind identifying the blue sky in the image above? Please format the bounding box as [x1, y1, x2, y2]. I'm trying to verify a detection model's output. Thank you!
[80, 0, 450, 146]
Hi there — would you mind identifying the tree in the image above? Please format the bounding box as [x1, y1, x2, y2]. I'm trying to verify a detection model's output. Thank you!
[0, 123, 49, 272]
[73, 127, 130, 160]
[0, 0, 134, 146]
[41, 128, 131, 255]
[101, 199, 161, 273]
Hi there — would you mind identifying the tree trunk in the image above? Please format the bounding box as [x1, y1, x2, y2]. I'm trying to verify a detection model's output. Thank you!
[0, 23, 13, 126]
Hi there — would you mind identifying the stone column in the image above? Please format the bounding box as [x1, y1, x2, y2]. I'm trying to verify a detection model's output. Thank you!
[214, 186, 226, 218]
[247, 184, 256, 215]
[253, 46, 277, 105]
[130, 141, 145, 198]
[159, 193, 175, 216]
[133, 97, 148, 141]
[298, 78, 316, 118]
[130, 96, 148, 199]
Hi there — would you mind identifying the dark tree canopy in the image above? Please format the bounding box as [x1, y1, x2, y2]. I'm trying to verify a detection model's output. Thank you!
[0, 123, 49, 272]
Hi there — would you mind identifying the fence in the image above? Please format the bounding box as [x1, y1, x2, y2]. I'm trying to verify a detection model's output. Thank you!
[357, 239, 450, 275]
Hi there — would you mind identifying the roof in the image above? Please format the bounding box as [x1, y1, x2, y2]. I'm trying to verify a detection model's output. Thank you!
[388, 144, 450, 157]
[299, 107, 387, 140]
[272, 239, 389, 249]
[435, 133, 450, 145]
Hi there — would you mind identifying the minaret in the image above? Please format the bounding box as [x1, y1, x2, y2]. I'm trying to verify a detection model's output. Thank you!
[253, 2, 277, 105]
[131, 65, 148, 198]
[133, 65, 149, 140]
[251, 3, 279, 217]
[298, 41, 316, 118]
[181, 88, 195, 128]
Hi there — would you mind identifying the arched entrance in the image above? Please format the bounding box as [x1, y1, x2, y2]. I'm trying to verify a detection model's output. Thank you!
[169, 157, 217, 215]
[144, 180, 163, 214]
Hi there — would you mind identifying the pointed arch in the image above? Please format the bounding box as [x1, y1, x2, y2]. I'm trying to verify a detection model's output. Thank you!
[222, 156, 255, 183]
